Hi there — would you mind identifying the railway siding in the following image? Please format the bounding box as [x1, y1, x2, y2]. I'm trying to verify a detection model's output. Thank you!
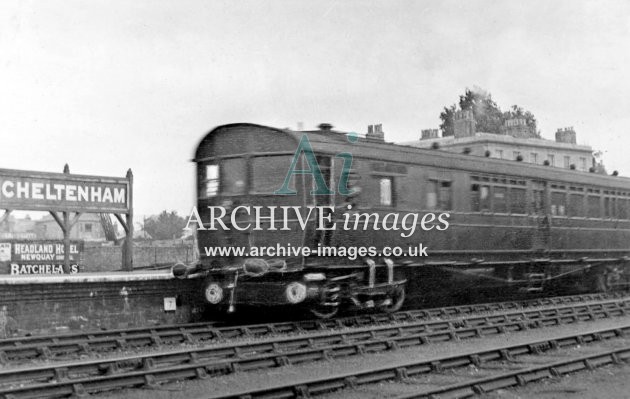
[0, 296, 629, 397]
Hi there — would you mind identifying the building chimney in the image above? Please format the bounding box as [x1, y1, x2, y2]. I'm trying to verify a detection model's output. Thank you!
[555, 127, 577, 144]
[318, 123, 333, 132]
[502, 118, 534, 138]
[420, 129, 439, 140]
[366, 124, 385, 141]
[453, 109, 476, 138]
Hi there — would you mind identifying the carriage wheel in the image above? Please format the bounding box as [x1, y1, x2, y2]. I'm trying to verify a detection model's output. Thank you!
[310, 283, 341, 319]
[378, 285, 406, 313]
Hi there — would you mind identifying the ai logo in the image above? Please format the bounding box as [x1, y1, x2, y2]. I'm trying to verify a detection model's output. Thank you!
[274, 133, 358, 195]
[0, 243, 10, 262]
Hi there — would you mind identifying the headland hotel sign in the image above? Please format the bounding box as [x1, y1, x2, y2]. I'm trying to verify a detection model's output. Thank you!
[0, 168, 129, 213]
[0, 241, 83, 275]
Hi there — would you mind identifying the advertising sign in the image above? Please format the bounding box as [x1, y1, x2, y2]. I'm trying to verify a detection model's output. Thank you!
[0, 240, 83, 275]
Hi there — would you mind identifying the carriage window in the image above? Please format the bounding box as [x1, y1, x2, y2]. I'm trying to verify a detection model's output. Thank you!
[604, 197, 617, 218]
[471, 184, 480, 211]
[221, 158, 247, 195]
[531, 190, 544, 214]
[619, 198, 628, 220]
[251, 156, 293, 193]
[568, 194, 583, 217]
[587, 195, 600, 218]
[379, 178, 393, 206]
[493, 186, 508, 213]
[203, 164, 219, 197]
[509, 188, 527, 214]
[427, 180, 451, 210]
[439, 181, 452, 210]
[471, 184, 490, 212]
[551, 192, 566, 216]
[480, 185, 490, 211]
[426, 181, 438, 210]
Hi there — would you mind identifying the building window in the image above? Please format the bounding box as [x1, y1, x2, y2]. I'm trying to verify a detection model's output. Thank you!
[548, 154, 555, 166]
[580, 157, 587, 171]
[530, 153, 538, 164]
[84, 223, 93, 233]
[513, 151, 521, 160]
[564, 156, 571, 169]
[496, 149, 504, 159]
[379, 178, 393, 206]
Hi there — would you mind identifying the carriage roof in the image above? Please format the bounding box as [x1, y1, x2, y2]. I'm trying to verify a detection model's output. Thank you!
[195, 123, 630, 191]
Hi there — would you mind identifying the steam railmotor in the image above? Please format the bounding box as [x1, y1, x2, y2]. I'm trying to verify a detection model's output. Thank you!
[174, 123, 630, 317]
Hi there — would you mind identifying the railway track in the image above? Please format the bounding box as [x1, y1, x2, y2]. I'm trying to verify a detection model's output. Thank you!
[0, 298, 628, 398]
[0, 292, 622, 364]
[214, 324, 630, 399]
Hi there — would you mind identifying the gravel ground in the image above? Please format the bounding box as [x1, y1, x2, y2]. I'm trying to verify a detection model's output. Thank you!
[483, 363, 630, 399]
[94, 314, 630, 399]
[317, 337, 630, 399]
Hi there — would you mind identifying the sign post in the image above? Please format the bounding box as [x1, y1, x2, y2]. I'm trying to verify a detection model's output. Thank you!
[0, 165, 133, 271]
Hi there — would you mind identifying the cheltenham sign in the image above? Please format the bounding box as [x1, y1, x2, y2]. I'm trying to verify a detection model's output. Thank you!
[0, 166, 134, 271]
[0, 168, 129, 213]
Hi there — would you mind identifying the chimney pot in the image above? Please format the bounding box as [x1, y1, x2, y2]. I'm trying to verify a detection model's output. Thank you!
[366, 123, 384, 141]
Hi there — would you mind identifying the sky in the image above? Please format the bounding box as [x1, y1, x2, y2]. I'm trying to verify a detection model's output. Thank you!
[2, 0, 630, 221]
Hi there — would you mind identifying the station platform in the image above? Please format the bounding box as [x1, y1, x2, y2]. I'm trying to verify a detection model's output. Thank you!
[0, 270, 177, 285]
[0, 270, 205, 337]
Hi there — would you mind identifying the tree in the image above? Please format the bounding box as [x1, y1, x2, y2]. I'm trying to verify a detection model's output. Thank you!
[439, 87, 538, 137]
[439, 104, 457, 137]
[143, 211, 187, 240]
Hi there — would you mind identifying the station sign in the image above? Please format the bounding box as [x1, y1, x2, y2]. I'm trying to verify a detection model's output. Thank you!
[0, 168, 130, 214]
[0, 240, 83, 275]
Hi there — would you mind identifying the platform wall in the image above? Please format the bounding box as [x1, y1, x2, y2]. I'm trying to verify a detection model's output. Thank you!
[0, 276, 205, 337]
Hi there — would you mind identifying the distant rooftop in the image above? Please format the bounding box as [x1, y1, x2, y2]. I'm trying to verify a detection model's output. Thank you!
[400, 132, 593, 152]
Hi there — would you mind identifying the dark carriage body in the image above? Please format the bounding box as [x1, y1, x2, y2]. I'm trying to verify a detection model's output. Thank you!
[183, 123, 630, 313]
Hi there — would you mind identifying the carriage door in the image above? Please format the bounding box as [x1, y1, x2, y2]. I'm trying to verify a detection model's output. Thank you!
[313, 156, 334, 246]
[531, 180, 550, 250]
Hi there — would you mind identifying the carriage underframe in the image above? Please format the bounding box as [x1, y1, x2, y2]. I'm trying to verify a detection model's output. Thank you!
[187, 255, 630, 318]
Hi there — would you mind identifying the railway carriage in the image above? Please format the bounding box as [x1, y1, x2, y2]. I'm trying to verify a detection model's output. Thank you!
[174, 123, 630, 317]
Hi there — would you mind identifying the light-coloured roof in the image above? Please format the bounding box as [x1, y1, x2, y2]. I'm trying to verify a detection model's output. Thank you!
[401, 132, 593, 152]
